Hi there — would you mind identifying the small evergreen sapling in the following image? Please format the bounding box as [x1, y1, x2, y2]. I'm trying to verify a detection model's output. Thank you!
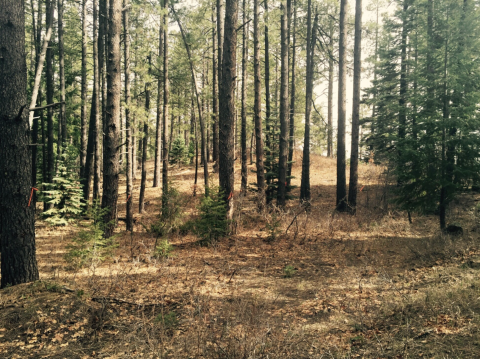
[195, 186, 230, 244]
[40, 147, 84, 226]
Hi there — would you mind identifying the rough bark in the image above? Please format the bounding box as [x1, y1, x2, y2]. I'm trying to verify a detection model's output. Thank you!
[219, 0, 238, 217]
[102, 0, 121, 237]
[212, 6, 218, 171]
[0, 0, 40, 288]
[336, 0, 348, 212]
[300, 2, 317, 203]
[347, 0, 362, 212]
[264, 0, 272, 203]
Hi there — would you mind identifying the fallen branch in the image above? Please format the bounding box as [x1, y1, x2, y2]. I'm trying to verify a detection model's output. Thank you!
[29, 102, 65, 112]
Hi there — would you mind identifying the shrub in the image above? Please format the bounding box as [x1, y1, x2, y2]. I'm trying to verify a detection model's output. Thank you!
[169, 137, 187, 166]
[195, 186, 230, 244]
[64, 200, 117, 269]
[40, 146, 84, 226]
[154, 239, 175, 259]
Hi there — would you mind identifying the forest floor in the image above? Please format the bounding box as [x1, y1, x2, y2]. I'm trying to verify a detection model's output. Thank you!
[2, 153, 480, 358]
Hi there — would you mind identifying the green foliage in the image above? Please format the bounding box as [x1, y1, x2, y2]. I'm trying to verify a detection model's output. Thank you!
[187, 139, 195, 164]
[155, 311, 178, 329]
[266, 213, 281, 242]
[154, 239, 175, 259]
[194, 186, 230, 244]
[40, 146, 84, 226]
[169, 137, 187, 166]
[64, 200, 117, 269]
[151, 183, 186, 237]
[283, 265, 296, 278]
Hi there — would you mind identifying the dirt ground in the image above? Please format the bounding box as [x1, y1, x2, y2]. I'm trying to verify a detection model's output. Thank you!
[1, 153, 480, 358]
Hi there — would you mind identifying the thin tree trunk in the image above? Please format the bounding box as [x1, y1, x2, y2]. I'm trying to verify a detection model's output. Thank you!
[123, 0, 133, 230]
[240, 0, 248, 195]
[214, 0, 223, 171]
[264, 0, 272, 203]
[277, 0, 289, 207]
[219, 0, 238, 217]
[287, 0, 296, 187]
[0, 0, 40, 288]
[154, 14, 163, 188]
[139, 78, 150, 213]
[46, 0, 55, 210]
[300, 2, 317, 203]
[212, 6, 218, 171]
[172, 6, 209, 193]
[347, 0, 362, 212]
[80, 0, 88, 179]
[102, 0, 121, 237]
[336, 0, 348, 212]
[58, 0, 66, 151]
[162, 0, 169, 215]
[327, 20, 334, 157]
[253, 0, 265, 203]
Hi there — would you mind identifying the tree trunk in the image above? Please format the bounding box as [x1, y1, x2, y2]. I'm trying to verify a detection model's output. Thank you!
[46, 0, 55, 210]
[336, 0, 348, 212]
[240, 0, 248, 195]
[172, 6, 209, 193]
[327, 20, 334, 158]
[83, 0, 99, 203]
[139, 79, 150, 213]
[58, 0, 66, 151]
[162, 0, 169, 215]
[0, 0, 40, 288]
[300, 2, 317, 203]
[347, 0, 362, 212]
[287, 0, 296, 187]
[212, 6, 218, 172]
[253, 0, 265, 203]
[102, 0, 121, 237]
[153, 14, 163, 188]
[277, 0, 289, 207]
[264, 0, 272, 203]
[123, 0, 133, 230]
[80, 0, 88, 180]
[219, 0, 238, 217]
[214, 0, 224, 171]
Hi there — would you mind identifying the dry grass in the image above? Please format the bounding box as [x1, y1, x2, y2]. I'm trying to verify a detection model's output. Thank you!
[2, 152, 480, 358]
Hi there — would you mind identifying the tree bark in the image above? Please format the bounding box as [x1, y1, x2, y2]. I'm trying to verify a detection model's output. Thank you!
[336, 0, 348, 212]
[300, 3, 317, 203]
[139, 77, 150, 213]
[264, 0, 272, 203]
[287, 0, 296, 187]
[253, 0, 265, 203]
[212, 6, 218, 172]
[214, 0, 224, 171]
[58, 0, 66, 152]
[277, 0, 289, 207]
[102, 0, 121, 237]
[123, 0, 133, 230]
[46, 0, 55, 210]
[153, 11, 163, 188]
[162, 0, 169, 215]
[80, 0, 88, 180]
[347, 0, 362, 212]
[0, 0, 40, 288]
[327, 19, 334, 158]
[241, 0, 249, 195]
[219, 0, 238, 217]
